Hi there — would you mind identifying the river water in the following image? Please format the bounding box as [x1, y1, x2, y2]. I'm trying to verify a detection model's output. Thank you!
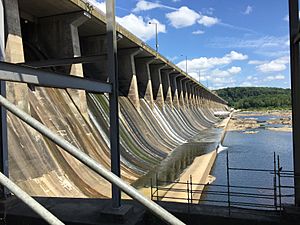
[202, 114, 294, 208]
[133, 127, 223, 188]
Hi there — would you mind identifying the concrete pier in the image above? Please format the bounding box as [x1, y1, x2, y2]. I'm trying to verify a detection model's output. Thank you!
[118, 48, 142, 109]
[4, 0, 29, 113]
[135, 57, 155, 107]
[161, 69, 174, 108]
[149, 64, 165, 108]
[169, 73, 180, 109]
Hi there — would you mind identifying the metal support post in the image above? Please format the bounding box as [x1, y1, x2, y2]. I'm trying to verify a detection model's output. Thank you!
[277, 155, 282, 211]
[186, 181, 190, 212]
[106, 0, 121, 208]
[273, 152, 277, 210]
[190, 175, 193, 204]
[289, 0, 300, 207]
[226, 150, 231, 215]
[0, 0, 9, 199]
[156, 173, 159, 201]
[150, 178, 153, 200]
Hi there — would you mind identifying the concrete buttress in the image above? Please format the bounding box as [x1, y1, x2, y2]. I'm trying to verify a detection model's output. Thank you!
[118, 48, 141, 110]
[161, 69, 174, 108]
[3, 0, 30, 113]
[169, 73, 180, 109]
[135, 57, 155, 108]
[176, 77, 186, 109]
[149, 64, 165, 108]
[37, 11, 91, 120]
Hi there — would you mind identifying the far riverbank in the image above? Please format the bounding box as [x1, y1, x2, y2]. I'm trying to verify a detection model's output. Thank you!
[227, 110, 292, 132]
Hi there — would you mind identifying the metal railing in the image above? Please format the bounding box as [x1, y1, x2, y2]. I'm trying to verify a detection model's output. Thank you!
[150, 151, 296, 215]
[0, 172, 64, 225]
[0, 94, 185, 225]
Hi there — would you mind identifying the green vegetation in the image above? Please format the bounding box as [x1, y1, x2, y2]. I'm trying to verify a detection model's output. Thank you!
[215, 87, 291, 110]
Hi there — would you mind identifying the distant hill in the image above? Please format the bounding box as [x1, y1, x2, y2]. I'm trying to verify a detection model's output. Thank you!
[215, 87, 291, 109]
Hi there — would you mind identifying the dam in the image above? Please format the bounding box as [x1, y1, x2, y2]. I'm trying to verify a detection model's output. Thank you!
[0, 0, 226, 197]
[0, 0, 300, 225]
[0, 0, 231, 224]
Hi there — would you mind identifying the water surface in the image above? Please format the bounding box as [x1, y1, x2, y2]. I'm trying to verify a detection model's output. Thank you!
[202, 114, 293, 208]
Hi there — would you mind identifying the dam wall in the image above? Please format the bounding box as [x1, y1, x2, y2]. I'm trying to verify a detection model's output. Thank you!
[1, 0, 228, 197]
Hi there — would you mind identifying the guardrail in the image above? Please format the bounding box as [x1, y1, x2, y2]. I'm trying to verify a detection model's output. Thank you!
[150, 151, 296, 216]
[0, 67, 185, 225]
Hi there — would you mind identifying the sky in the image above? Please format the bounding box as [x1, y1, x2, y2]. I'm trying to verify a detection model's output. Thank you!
[87, 0, 291, 90]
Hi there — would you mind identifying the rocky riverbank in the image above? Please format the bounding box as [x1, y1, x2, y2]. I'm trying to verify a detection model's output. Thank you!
[227, 110, 292, 132]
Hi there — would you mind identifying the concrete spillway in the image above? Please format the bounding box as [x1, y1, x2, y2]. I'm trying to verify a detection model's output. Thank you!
[8, 86, 225, 198]
[1, 0, 228, 199]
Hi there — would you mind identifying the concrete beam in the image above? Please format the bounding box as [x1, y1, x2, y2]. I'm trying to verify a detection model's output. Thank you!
[149, 63, 165, 108]
[22, 54, 107, 68]
[135, 56, 155, 107]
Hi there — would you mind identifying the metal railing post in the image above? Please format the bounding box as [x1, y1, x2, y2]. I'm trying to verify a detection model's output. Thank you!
[277, 155, 282, 211]
[273, 152, 277, 210]
[190, 175, 193, 204]
[150, 178, 153, 200]
[156, 173, 159, 201]
[226, 150, 231, 215]
[186, 181, 190, 212]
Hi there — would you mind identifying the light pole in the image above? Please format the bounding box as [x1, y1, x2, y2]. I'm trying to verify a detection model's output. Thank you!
[198, 70, 201, 83]
[180, 55, 188, 75]
[149, 22, 158, 52]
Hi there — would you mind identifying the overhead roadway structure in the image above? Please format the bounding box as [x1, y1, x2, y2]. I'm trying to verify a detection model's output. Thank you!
[17, 0, 226, 107]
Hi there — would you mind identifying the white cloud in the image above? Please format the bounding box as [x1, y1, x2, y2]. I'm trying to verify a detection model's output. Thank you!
[198, 15, 219, 27]
[228, 66, 242, 74]
[202, 8, 214, 15]
[240, 81, 253, 87]
[86, 0, 106, 13]
[177, 51, 247, 74]
[133, 0, 176, 12]
[116, 14, 166, 41]
[166, 6, 200, 28]
[256, 56, 289, 73]
[243, 5, 253, 15]
[192, 30, 205, 35]
[211, 67, 241, 77]
[228, 51, 248, 60]
[177, 51, 246, 88]
[248, 60, 266, 65]
[264, 75, 285, 81]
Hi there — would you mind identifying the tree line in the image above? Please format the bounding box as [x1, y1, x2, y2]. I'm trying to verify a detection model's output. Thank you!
[215, 87, 291, 109]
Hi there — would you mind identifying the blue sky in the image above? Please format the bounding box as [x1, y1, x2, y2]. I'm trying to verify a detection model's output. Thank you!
[89, 0, 291, 90]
